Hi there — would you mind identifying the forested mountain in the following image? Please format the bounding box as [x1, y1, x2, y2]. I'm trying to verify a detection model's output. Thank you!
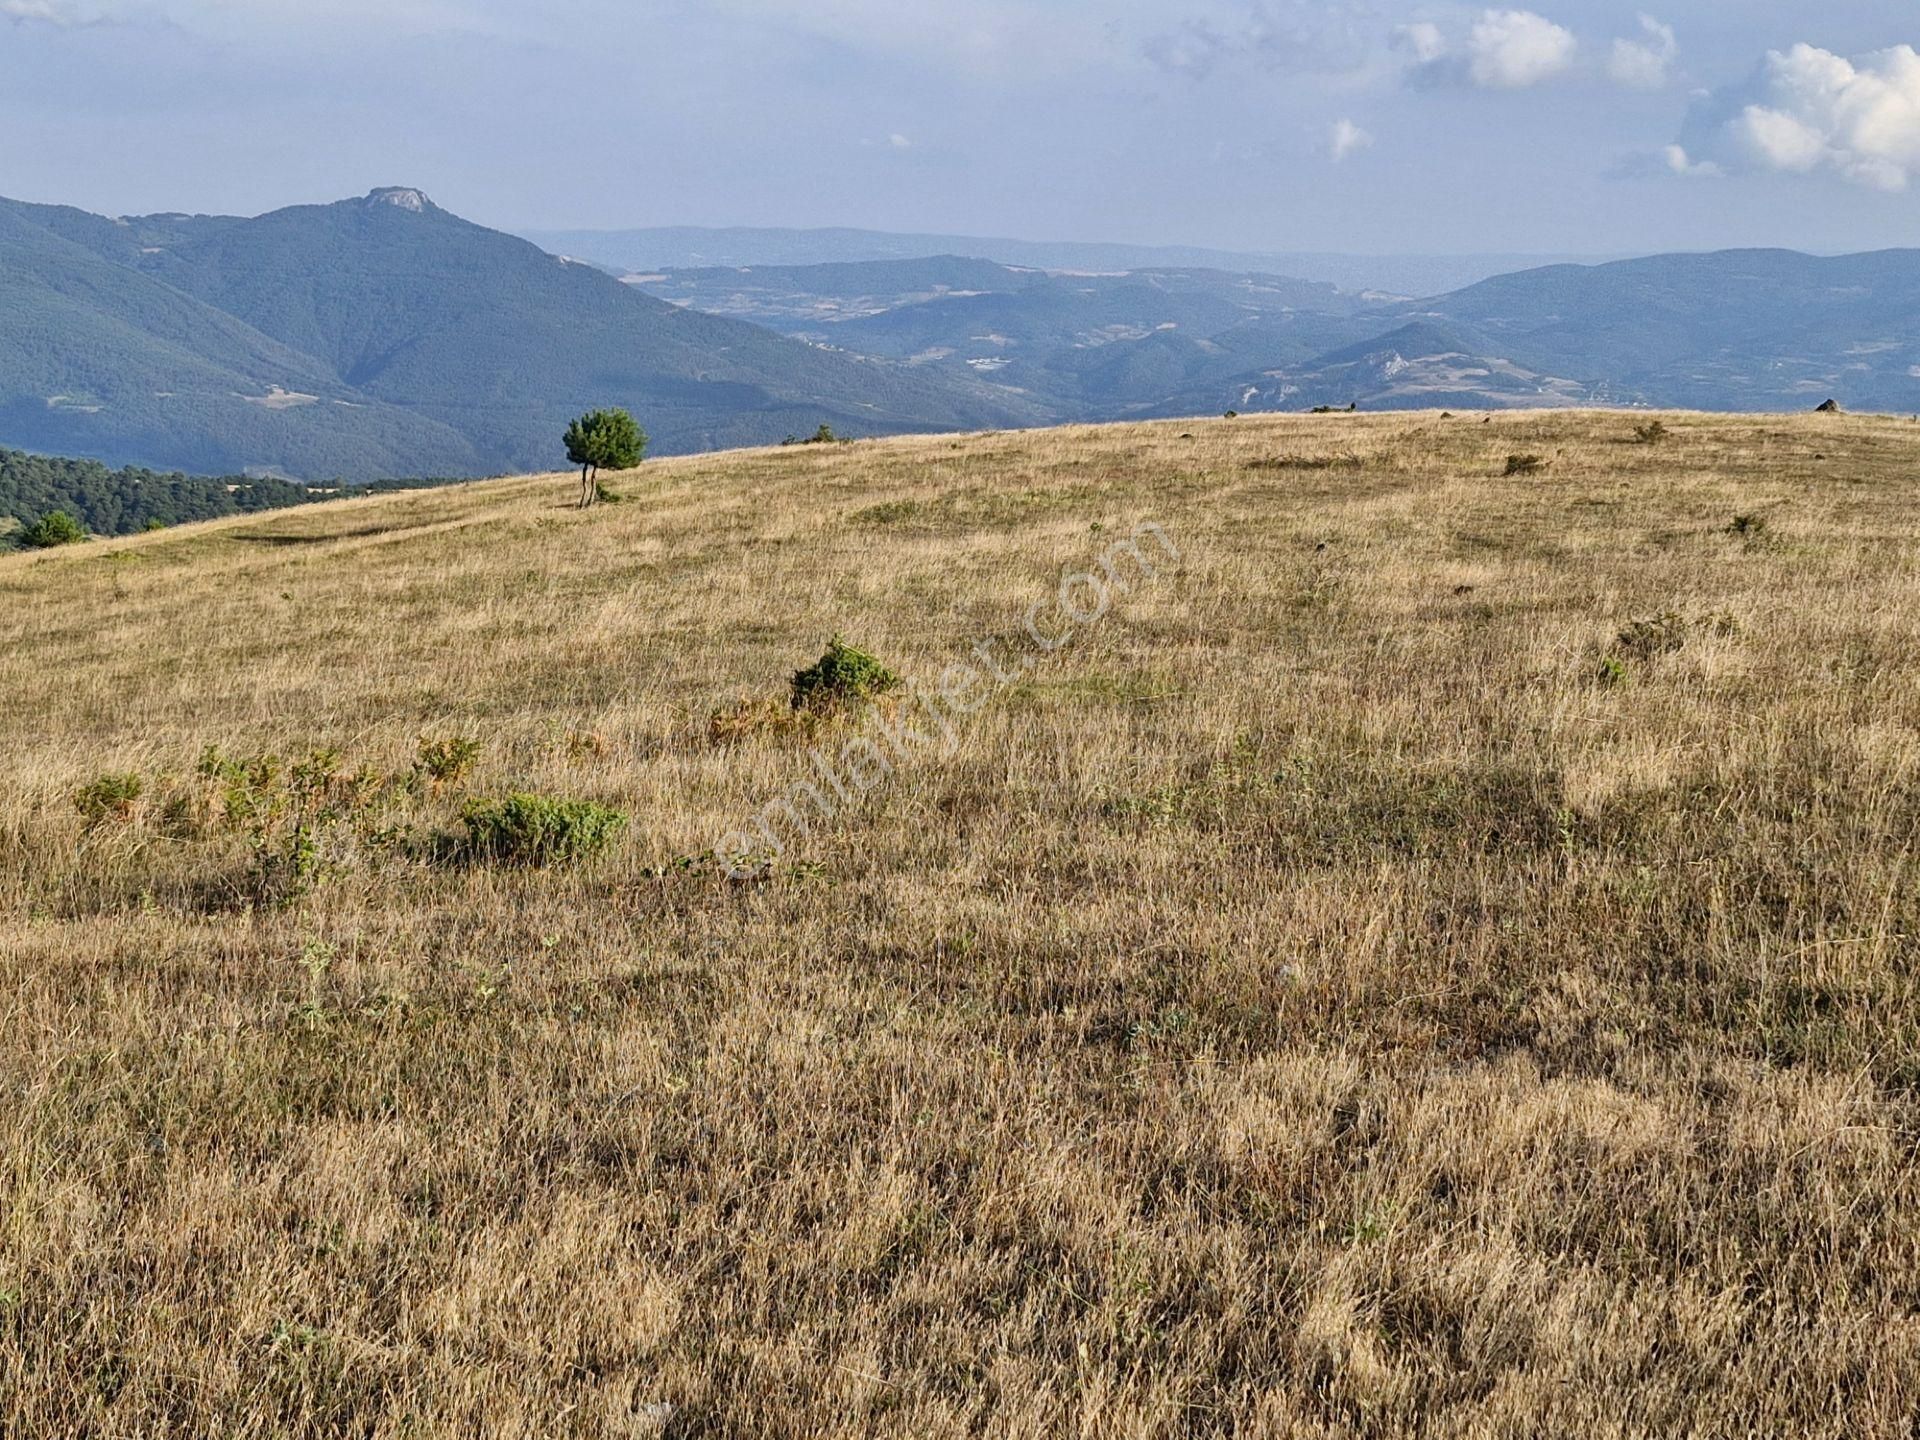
[0, 199, 477, 480]
[1398, 249, 1920, 412]
[7, 186, 1917, 483]
[632, 248, 1920, 418]
[0, 190, 1042, 480]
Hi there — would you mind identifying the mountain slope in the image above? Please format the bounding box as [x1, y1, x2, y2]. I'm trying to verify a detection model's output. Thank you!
[631, 258, 1371, 418]
[108, 190, 1046, 467]
[0, 190, 1045, 479]
[1167, 318, 1597, 415]
[1406, 249, 1920, 410]
[11, 195, 1920, 481]
[624, 246, 1920, 419]
[0, 200, 483, 477]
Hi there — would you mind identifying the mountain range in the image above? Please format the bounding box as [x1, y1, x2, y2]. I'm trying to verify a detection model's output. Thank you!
[0, 189, 1038, 479]
[2, 188, 1915, 482]
[630, 249, 1920, 419]
[526, 225, 1603, 298]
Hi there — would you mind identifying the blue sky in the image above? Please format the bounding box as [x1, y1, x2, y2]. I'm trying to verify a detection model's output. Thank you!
[2, 1, 1918, 255]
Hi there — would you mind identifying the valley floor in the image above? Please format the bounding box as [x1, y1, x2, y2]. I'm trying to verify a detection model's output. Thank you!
[4, 411, 1919, 1436]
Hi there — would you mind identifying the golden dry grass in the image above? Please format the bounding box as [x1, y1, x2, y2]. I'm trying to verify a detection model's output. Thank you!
[4, 409, 1920, 1436]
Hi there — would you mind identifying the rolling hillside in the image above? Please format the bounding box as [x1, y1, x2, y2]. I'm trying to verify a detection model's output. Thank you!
[5, 411, 1920, 1436]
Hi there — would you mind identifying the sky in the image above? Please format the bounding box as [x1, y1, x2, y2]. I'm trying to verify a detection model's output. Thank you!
[1, 1, 1918, 256]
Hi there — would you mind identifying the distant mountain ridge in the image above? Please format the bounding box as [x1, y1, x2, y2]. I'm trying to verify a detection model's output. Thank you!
[1394, 249, 1920, 412]
[3, 189, 1914, 482]
[527, 225, 1609, 298]
[0, 190, 1042, 479]
[629, 247, 1920, 419]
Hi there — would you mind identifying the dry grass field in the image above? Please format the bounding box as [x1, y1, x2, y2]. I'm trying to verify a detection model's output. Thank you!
[6, 410, 1920, 1437]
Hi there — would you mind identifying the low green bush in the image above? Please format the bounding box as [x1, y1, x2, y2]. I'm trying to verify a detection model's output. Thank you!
[458, 793, 627, 866]
[790, 637, 902, 712]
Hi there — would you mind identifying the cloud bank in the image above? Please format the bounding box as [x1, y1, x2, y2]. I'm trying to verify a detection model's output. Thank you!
[1674, 44, 1920, 191]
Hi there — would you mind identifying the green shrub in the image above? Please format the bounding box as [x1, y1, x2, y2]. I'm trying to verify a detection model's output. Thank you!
[21, 511, 87, 548]
[190, 744, 375, 906]
[790, 636, 902, 712]
[458, 793, 627, 866]
[249, 822, 326, 907]
[1728, 513, 1768, 540]
[74, 772, 143, 826]
[1634, 420, 1671, 444]
[417, 734, 481, 785]
[1504, 454, 1548, 476]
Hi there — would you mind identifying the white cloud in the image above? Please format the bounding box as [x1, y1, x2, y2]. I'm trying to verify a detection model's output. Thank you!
[888, 132, 912, 150]
[1328, 117, 1373, 162]
[1608, 14, 1676, 90]
[1737, 104, 1828, 173]
[1660, 144, 1719, 178]
[1466, 10, 1574, 89]
[1394, 21, 1447, 66]
[1405, 10, 1575, 90]
[1681, 43, 1920, 191]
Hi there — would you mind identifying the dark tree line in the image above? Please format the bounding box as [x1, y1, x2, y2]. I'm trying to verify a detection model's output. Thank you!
[0, 447, 451, 547]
